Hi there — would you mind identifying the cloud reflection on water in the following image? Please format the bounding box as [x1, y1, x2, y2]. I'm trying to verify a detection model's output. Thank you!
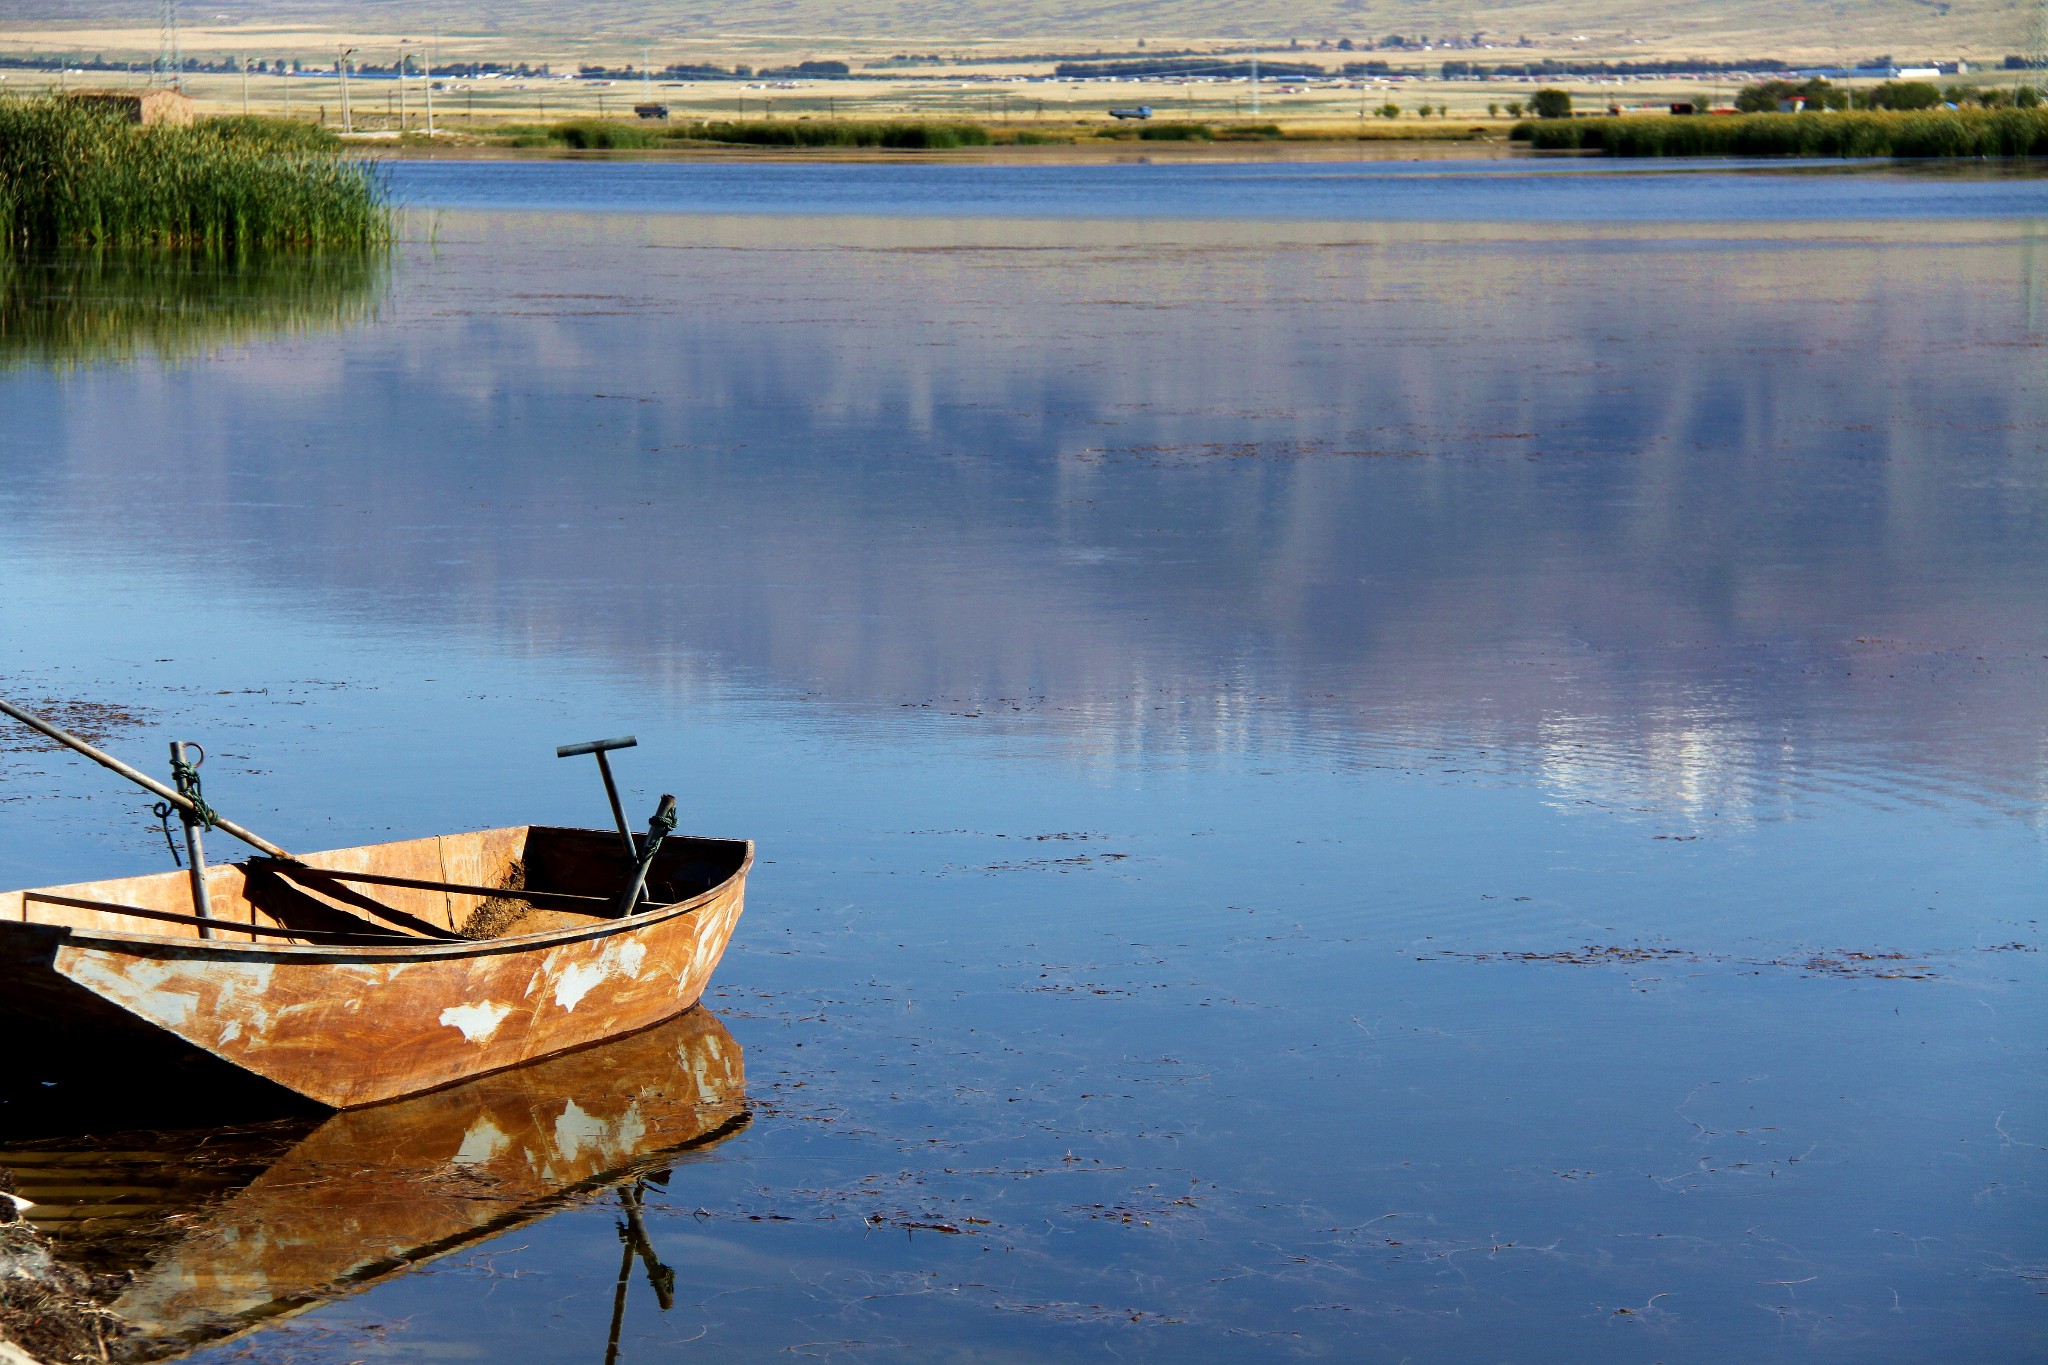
[3, 213, 2045, 823]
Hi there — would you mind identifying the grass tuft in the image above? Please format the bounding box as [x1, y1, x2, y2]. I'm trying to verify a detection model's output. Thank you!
[0, 97, 389, 250]
[1512, 107, 2048, 157]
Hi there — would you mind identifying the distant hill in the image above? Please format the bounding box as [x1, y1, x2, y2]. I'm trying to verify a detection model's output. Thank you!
[4, 0, 2035, 62]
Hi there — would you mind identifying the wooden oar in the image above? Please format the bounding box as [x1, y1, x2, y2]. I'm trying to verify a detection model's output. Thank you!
[0, 696, 295, 861]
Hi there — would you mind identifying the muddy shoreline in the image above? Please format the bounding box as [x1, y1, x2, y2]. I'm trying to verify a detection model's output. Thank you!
[0, 1175, 123, 1365]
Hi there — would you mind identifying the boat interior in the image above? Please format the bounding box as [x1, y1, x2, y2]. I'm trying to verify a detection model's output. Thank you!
[0, 826, 749, 947]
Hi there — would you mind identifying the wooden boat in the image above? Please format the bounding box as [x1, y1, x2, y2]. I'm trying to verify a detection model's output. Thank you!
[0, 824, 752, 1108]
[4, 1008, 747, 1361]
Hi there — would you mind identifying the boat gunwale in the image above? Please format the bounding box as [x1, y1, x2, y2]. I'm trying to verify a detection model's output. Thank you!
[3, 830, 754, 964]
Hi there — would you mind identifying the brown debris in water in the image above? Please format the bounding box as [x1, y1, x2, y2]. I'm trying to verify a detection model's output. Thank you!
[0, 701, 151, 754]
[1429, 941, 2033, 980]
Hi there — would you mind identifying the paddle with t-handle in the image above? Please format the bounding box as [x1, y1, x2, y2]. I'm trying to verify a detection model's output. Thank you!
[556, 735, 639, 862]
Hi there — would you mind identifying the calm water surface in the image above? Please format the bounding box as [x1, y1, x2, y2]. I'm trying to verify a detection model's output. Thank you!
[0, 162, 2043, 1362]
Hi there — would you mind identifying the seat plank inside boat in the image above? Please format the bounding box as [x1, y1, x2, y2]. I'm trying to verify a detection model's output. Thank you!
[2, 826, 747, 946]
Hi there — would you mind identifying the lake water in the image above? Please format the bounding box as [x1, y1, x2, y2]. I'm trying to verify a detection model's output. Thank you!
[0, 159, 2043, 1363]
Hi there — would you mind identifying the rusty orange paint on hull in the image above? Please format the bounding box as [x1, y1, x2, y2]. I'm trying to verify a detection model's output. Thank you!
[0, 826, 752, 1108]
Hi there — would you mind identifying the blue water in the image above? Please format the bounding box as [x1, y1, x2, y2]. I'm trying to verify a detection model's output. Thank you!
[0, 161, 2043, 1363]
[389, 153, 2048, 219]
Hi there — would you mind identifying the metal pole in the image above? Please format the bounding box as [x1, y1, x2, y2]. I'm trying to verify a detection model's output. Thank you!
[0, 696, 294, 860]
[172, 742, 213, 934]
[398, 46, 408, 130]
[1251, 55, 1260, 116]
[241, 54, 248, 113]
[594, 751, 633, 859]
[603, 1209, 634, 1365]
[424, 46, 436, 135]
[340, 47, 353, 133]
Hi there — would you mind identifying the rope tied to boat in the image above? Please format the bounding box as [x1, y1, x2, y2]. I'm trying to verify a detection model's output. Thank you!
[647, 798, 678, 843]
[150, 801, 184, 865]
[170, 747, 218, 832]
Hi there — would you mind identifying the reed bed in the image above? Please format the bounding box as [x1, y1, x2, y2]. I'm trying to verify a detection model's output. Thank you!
[0, 98, 388, 250]
[1513, 108, 2048, 157]
[679, 119, 994, 149]
[196, 115, 345, 152]
[503, 118, 664, 150]
[498, 117, 996, 150]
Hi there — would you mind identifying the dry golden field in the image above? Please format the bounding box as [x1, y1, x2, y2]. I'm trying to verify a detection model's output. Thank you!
[0, 0, 2036, 62]
[3, 0, 2039, 140]
[3, 67, 2041, 143]
[1, 0, 2038, 73]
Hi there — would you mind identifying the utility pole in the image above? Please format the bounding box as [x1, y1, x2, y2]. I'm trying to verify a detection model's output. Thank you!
[424, 34, 436, 135]
[340, 46, 354, 133]
[157, 0, 182, 88]
[2033, 0, 2048, 100]
[643, 45, 652, 98]
[398, 44, 408, 130]
[240, 54, 249, 113]
[1251, 54, 1260, 115]
[283, 62, 290, 117]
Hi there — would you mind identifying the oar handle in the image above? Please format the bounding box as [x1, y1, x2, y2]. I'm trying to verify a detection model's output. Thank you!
[0, 696, 295, 861]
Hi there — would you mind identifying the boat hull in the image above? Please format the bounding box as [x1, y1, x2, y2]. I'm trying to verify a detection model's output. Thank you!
[0, 826, 751, 1109]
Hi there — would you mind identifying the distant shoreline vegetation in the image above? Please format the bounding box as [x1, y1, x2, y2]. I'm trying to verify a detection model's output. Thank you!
[515, 117, 996, 150]
[0, 97, 390, 250]
[491, 116, 1495, 151]
[1513, 107, 2048, 157]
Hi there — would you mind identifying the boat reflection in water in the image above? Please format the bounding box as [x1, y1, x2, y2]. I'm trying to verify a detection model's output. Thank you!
[1, 1008, 746, 1361]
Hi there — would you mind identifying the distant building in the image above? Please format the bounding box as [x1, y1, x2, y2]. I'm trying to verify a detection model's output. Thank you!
[64, 88, 196, 126]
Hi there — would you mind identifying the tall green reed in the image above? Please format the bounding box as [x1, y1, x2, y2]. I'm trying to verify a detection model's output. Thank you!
[1512, 108, 2048, 157]
[673, 120, 993, 149]
[0, 98, 389, 250]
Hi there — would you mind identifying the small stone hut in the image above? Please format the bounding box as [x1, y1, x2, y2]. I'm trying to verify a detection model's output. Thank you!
[64, 88, 197, 126]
